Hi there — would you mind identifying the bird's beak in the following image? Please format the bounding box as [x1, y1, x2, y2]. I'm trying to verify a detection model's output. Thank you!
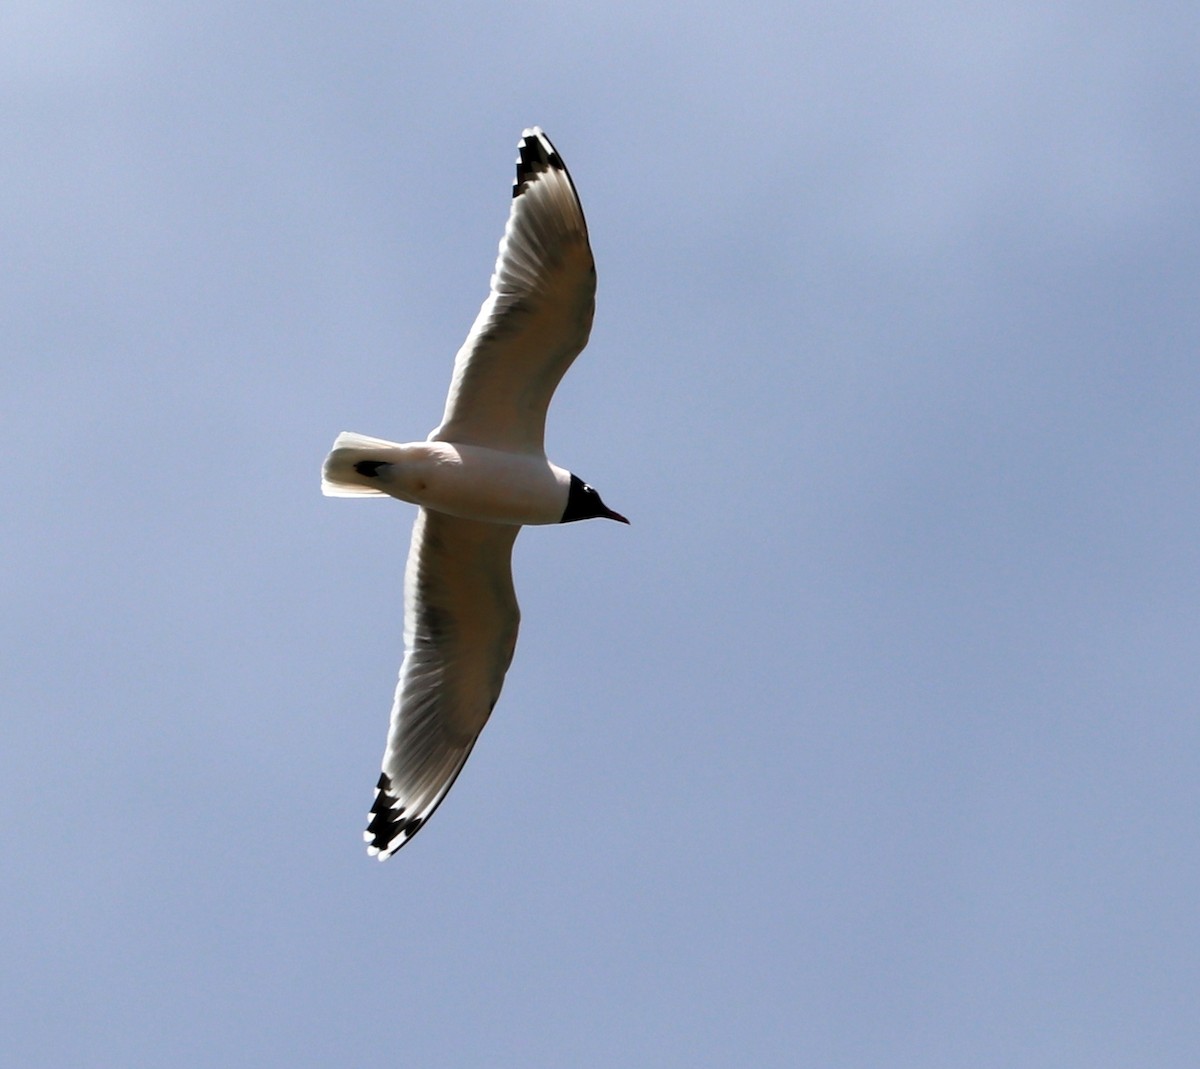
[604, 506, 631, 525]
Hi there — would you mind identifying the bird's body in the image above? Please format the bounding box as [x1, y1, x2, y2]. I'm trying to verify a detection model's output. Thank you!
[323, 435, 572, 525]
[322, 128, 626, 859]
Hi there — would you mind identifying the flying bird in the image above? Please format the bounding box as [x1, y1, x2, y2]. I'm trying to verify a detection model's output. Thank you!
[322, 128, 627, 859]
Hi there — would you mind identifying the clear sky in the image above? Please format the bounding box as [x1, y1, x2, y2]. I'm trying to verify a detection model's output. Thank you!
[5, 3, 1199, 1066]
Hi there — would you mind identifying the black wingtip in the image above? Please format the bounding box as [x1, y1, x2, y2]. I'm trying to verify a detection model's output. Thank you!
[365, 772, 424, 858]
[513, 127, 565, 198]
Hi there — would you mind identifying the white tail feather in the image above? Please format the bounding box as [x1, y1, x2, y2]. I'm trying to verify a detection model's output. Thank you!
[321, 431, 404, 497]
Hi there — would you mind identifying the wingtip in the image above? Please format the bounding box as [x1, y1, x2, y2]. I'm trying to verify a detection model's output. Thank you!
[364, 834, 394, 862]
[364, 771, 426, 859]
[513, 127, 566, 198]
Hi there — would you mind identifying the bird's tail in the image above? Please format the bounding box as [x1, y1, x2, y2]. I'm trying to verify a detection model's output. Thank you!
[321, 431, 404, 497]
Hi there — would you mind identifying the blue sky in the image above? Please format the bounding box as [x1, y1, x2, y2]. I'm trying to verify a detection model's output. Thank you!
[5, 3, 1199, 1066]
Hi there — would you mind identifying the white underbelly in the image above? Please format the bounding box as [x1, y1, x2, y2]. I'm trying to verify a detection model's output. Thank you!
[386, 442, 569, 525]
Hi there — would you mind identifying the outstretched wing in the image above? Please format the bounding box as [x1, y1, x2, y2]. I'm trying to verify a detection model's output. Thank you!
[365, 509, 521, 858]
[430, 127, 595, 455]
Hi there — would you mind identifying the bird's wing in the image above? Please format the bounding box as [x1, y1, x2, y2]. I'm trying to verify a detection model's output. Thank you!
[366, 509, 520, 858]
[430, 127, 595, 454]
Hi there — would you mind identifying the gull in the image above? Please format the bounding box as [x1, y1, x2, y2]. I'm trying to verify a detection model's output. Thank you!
[322, 128, 628, 859]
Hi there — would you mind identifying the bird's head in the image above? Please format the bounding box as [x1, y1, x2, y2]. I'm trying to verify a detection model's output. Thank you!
[561, 473, 629, 525]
